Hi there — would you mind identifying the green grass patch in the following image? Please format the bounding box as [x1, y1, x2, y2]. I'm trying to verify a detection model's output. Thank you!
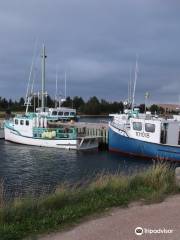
[0, 163, 178, 240]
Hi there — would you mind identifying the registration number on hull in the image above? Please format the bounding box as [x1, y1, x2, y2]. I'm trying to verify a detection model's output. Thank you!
[136, 132, 150, 138]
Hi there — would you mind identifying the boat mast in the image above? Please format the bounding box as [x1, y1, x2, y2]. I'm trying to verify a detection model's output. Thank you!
[132, 58, 138, 111]
[25, 40, 38, 114]
[65, 71, 67, 100]
[129, 67, 132, 106]
[55, 66, 58, 108]
[41, 44, 47, 112]
[128, 69, 132, 107]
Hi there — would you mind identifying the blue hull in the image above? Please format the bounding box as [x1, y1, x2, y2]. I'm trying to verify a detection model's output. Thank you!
[109, 127, 180, 161]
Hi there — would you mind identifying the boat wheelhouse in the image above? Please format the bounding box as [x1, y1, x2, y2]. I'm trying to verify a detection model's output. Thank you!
[48, 107, 77, 122]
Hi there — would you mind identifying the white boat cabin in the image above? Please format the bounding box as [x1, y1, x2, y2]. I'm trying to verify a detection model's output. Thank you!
[48, 107, 76, 120]
[127, 118, 180, 146]
[49, 107, 76, 116]
[13, 116, 35, 137]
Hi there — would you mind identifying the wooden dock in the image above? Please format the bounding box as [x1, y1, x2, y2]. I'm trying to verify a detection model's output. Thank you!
[76, 122, 109, 145]
[0, 119, 4, 127]
[49, 121, 109, 148]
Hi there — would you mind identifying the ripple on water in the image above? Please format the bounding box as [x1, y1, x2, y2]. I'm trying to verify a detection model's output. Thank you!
[0, 140, 152, 198]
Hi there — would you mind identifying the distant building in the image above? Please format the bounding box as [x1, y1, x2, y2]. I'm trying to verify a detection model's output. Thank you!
[158, 104, 180, 113]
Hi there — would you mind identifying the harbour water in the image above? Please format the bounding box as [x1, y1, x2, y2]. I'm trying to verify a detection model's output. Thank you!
[0, 139, 153, 199]
[79, 116, 111, 123]
[0, 116, 160, 199]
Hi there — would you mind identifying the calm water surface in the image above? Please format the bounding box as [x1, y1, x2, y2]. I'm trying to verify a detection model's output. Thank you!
[0, 139, 153, 198]
[79, 116, 111, 123]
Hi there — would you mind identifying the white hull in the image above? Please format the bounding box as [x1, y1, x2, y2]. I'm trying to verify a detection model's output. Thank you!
[4, 127, 98, 150]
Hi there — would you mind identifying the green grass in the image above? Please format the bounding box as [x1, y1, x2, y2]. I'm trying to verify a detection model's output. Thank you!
[0, 163, 178, 240]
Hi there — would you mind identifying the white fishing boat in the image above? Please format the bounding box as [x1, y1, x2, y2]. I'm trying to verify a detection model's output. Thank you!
[4, 45, 99, 150]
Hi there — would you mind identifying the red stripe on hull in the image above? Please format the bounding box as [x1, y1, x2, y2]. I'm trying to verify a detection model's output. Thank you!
[109, 147, 179, 163]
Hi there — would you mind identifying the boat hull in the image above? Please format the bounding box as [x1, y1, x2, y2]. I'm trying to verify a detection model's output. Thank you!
[109, 125, 180, 161]
[4, 127, 98, 150]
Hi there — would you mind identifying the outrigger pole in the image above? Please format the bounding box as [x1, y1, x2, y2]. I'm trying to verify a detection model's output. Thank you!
[25, 39, 38, 114]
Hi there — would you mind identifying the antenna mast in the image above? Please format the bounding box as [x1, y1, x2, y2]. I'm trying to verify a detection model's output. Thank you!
[129, 68, 132, 106]
[55, 66, 58, 108]
[65, 71, 67, 100]
[132, 58, 138, 111]
[41, 44, 47, 112]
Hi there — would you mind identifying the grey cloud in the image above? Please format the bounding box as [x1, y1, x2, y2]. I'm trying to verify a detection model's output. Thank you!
[0, 0, 179, 104]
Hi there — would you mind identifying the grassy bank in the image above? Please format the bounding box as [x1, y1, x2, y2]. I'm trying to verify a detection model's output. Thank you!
[0, 163, 179, 240]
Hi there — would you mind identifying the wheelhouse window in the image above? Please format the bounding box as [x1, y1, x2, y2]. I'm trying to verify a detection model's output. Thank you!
[68, 128, 73, 133]
[145, 123, 155, 133]
[26, 120, 29, 126]
[133, 122, 142, 131]
[20, 120, 24, 125]
[64, 112, 69, 116]
[15, 119, 18, 125]
[70, 112, 75, 116]
[52, 111, 57, 116]
[58, 112, 63, 116]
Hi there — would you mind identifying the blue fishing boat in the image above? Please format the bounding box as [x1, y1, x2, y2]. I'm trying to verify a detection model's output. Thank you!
[109, 58, 180, 161]
[109, 110, 180, 161]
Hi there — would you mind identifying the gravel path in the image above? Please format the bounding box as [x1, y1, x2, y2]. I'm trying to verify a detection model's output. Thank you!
[39, 195, 180, 240]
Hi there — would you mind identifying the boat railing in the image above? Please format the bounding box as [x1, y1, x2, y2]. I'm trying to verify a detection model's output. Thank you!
[111, 121, 124, 130]
[77, 132, 86, 137]
[111, 122, 129, 137]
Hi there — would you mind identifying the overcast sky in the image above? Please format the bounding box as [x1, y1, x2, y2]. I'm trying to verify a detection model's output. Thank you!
[0, 0, 180, 104]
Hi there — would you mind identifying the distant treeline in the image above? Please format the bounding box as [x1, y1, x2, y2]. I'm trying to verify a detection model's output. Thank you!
[63, 96, 125, 115]
[0, 96, 168, 115]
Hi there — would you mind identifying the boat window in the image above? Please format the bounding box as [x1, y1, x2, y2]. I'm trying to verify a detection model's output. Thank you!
[58, 112, 63, 116]
[64, 112, 69, 116]
[68, 128, 73, 133]
[26, 120, 29, 126]
[70, 112, 75, 116]
[133, 122, 142, 131]
[52, 111, 57, 116]
[15, 119, 18, 125]
[58, 129, 64, 133]
[20, 120, 24, 125]
[145, 123, 155, 133]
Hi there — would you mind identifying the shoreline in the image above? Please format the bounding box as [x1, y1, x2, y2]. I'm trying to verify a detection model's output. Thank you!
[39, 194, 180, 240]
[0, 163, 178, 240]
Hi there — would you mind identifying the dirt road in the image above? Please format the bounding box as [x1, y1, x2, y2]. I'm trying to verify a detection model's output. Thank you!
[39, 195, 180, 240]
